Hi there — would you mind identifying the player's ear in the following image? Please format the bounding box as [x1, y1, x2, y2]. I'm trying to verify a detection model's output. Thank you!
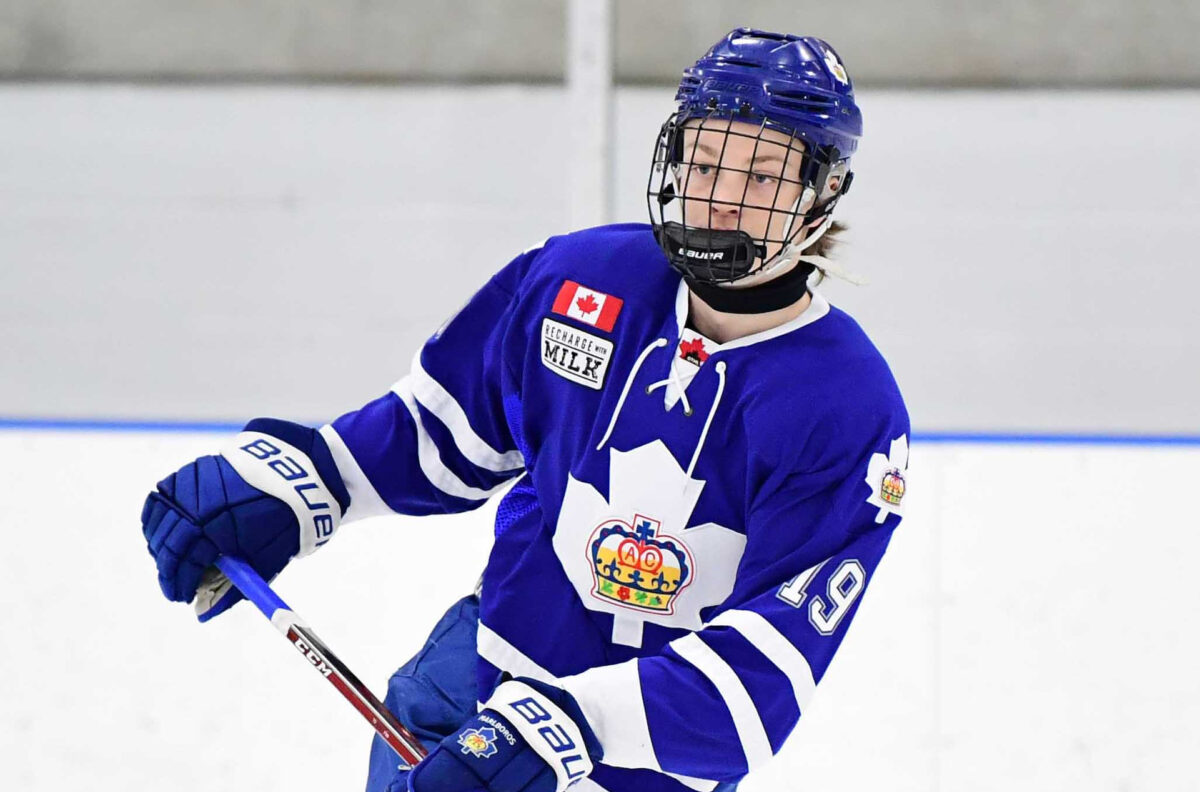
[820, 161, 850, 203]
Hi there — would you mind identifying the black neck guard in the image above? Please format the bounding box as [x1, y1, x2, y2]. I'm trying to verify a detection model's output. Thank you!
[686, 262, 814, 315]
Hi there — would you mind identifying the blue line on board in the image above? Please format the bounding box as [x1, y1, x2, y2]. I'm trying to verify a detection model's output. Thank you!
[1, 416, 1198, 446]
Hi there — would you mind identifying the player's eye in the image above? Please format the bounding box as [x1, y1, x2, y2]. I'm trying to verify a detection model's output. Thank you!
[751, 172, 777, 186]
[693, 164, 715, 176]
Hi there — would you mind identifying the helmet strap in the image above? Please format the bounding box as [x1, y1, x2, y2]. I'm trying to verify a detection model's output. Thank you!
[754, 210, 834, 282]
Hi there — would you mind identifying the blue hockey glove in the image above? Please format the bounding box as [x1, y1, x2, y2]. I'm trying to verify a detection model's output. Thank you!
[140, 417, 350, 621]
[405, 678, 601, 792]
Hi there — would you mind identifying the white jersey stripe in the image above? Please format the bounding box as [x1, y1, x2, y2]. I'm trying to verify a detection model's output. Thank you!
[706, 609, 818, 713]
[671, 634, 774, 771]
[560, 659, 659, 773]
[409, 351, 525, 473]
[664, 773, 720, 792]
[476, 621, 559, 685]
[318, 424, 394, 522]
[392, 378, 512, 502]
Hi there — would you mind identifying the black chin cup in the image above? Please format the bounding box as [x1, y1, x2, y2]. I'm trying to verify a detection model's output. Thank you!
[655, 222, 767, 284]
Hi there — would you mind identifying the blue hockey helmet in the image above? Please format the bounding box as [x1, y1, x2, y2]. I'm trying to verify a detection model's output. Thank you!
[676, 29, 862, 162]
[649, 29, 863, 293]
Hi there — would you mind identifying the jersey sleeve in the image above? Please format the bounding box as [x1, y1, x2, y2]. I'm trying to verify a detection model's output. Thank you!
[317, 247, 537, 522]
[561, 422, 910, 785]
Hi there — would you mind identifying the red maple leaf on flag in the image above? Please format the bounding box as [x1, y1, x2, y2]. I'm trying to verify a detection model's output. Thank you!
[679, 338, 709, 364]
[575, 293, 599, 315]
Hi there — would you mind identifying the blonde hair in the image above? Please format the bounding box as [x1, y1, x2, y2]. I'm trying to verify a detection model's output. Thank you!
[804, 219, 846, 286]
[810, 219, 846, 258]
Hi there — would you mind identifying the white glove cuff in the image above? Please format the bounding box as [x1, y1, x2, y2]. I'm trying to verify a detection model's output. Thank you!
[220, 431, 341, 557]
[484, 680, 594, 792]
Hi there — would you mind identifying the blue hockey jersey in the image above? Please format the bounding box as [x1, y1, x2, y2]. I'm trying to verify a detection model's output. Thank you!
[318, 224, 910, 792]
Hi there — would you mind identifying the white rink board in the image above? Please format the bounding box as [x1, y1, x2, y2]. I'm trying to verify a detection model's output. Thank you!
[1, 431, 1197, 792]
[3, 85, 1199, 433]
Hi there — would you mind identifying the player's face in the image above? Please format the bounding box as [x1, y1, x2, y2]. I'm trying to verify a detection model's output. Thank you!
[676, 119, 809, 268]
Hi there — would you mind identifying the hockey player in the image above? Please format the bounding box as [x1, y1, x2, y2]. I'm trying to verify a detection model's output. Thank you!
[141, 29, 909, 792]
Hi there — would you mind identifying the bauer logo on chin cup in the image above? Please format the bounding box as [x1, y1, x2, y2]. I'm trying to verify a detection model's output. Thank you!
[656, 222, 763, 283]
[220, 432, 340, 556]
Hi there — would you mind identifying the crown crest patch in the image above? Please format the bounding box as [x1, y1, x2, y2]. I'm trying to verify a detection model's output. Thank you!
[589, 514, 693, 614]
[865, 434, 909, 523]
[880, 469, 905, 505]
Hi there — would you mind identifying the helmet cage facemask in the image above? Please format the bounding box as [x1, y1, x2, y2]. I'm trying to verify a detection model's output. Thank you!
[648, 109, 850, 286]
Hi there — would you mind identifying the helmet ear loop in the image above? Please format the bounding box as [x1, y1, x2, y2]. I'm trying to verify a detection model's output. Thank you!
[776, 162, 852, 264]
[790, 184, 869, 287]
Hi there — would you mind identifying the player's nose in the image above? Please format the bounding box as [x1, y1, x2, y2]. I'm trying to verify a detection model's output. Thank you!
[709, 172, 746, 212]
[708, 180, 742, 229]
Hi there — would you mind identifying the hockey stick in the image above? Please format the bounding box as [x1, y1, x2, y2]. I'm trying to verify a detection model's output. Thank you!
[213, 556, 428, 768]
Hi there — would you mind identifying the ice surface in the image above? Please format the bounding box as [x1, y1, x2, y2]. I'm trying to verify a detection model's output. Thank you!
[1, 431, 1197, 791]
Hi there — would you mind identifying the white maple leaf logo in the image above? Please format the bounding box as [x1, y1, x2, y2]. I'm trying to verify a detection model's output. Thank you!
[865, 434, 909, 523]
[553, 441, 745, 648]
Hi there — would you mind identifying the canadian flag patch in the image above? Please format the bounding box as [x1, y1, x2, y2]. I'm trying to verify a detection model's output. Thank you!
[552, 280, 623, 332]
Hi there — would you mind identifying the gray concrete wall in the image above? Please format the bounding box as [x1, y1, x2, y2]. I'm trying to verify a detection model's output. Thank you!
[615, 0, 1200, 87]
[2, 0, 1199, 86]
